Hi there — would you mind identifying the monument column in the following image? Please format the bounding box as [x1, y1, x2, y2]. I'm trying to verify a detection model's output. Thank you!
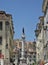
[19, 28, 27, 65]
[21, 28, 25, 59]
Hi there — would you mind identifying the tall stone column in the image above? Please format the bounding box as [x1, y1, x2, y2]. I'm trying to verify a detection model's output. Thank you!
[21, 28, 25, 60]
[19, 28, 27, 65]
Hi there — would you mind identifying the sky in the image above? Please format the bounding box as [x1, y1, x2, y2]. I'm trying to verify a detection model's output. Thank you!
[0, 0, 43, 41]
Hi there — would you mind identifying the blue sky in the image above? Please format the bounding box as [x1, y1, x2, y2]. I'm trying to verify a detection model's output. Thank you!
[0, 0, 43, 41]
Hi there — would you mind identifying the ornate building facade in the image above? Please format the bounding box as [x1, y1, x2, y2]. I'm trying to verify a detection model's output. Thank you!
[35, 0, 48, 64]
[0, 11, 14, 65]
[42, 0, 48, 63]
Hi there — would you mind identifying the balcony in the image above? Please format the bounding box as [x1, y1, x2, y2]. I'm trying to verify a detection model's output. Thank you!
[35, 29, 41, 37]
[37, 23, 42, 30]
[35, 23, 42, 37]
[43, 26, 47, 30]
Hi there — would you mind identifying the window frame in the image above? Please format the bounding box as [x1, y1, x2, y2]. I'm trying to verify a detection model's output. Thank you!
[0, 50, 2, 54]
[0, 37, 2, 45]
[0, 22, 2, 30]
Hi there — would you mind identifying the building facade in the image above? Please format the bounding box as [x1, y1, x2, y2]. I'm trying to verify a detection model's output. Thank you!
[35, 16, 44, 64]
[35, 0, 48, 64]
[42, 0, 48, 63]
[0, 11, 14, 64]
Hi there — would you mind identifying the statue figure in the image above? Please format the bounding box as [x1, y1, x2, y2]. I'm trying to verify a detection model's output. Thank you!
[22, 27, 24, 34]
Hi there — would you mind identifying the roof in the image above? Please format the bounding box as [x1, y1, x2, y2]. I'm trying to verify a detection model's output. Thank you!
[0, 10, 12, 17]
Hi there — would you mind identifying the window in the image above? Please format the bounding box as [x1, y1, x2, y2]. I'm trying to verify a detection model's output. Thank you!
[13, 55, 15, 58]
[19, 48, 21, 51]
[0, 50, 2, 54]
[47, 26, 48, 31]
[19, 42, 22, 48]
[19, 54, 21, 57]
[6, 43, 8, 49]
[22, 60, 26, 63]
[5, 21, 9, 26]
[44, 26, 47, 30]
[30, 64, 32, 65]
[33, 55, 36, 58]
[29, 59, 31, 62]
[29, 55, 32, 58]
[0, 37, 2, 45]
[0, 22, 2, 30]
[0, 50, 2, 59]
[13, 63, 15, 65]
[44, 55, 46, 60]
[5, 21, 9, 31]
[47, 21, 48, 24]
[29, 43, 32, 48]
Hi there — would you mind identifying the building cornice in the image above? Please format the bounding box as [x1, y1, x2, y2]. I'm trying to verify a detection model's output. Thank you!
[39, 16, 44, 19]
[42, 0, 48, 13]
[0, 11, 12, 18]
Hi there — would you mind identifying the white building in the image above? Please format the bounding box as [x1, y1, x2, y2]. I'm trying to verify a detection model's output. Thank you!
[42, 0, 48, 63]
[35, 0, 48, 64]
[35, 16, 44, 63]
[0, 11, 14, 65]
